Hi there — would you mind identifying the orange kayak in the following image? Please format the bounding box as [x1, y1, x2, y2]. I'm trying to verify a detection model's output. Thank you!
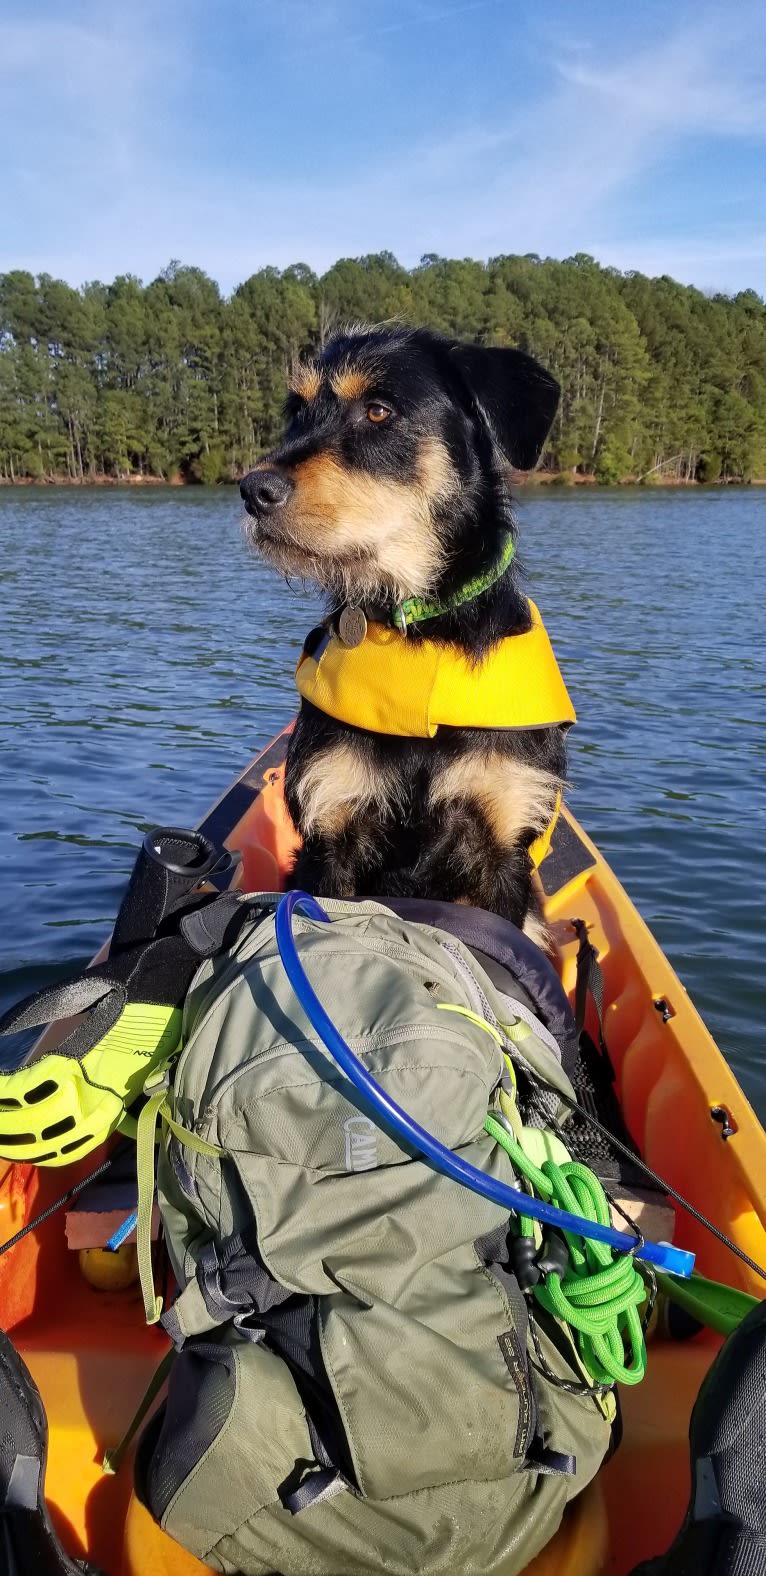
[1, 726, 765, 1576]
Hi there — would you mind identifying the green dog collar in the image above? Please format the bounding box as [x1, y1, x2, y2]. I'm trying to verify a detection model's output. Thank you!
[391, 532, 516, 634]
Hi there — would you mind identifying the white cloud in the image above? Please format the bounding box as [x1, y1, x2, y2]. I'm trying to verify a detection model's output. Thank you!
[1, 2, 764, 295]
[0, 10, 171, 245]
[590, 234, 766, 296]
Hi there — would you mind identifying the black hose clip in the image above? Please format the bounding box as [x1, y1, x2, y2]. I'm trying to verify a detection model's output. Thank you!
[536, 1229, 570, 1280]
[510, 1233, 541, 1293]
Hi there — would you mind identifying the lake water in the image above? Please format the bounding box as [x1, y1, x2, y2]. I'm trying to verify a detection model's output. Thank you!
[0, 486, 764, 1117]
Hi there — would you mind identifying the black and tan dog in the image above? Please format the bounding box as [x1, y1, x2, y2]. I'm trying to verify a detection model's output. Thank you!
[240, 324, 574, 938]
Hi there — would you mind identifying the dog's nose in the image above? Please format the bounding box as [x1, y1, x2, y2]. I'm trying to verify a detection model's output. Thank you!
[240, 468, 294, 513]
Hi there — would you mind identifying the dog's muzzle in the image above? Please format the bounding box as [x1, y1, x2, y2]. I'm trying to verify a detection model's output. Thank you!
[240, 468, 294, 516]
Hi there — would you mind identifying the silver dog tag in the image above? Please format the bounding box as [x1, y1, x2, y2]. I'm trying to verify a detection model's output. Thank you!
[338, 606, 368, 647]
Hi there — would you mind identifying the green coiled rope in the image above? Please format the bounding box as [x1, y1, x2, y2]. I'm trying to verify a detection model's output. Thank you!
[485, 1112, 647, 1387]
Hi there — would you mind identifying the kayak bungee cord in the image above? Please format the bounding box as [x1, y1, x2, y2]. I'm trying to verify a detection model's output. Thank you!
[274, 890, 694, 1279]
[0, 1154, 114, 1258]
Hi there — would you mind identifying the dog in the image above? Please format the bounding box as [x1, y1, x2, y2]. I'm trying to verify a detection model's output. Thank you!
[239, 324, 573, 939]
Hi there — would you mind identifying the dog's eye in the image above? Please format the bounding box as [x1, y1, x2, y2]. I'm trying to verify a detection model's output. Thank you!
[366, 402, 392, 424]
[284, 394, 305, 423]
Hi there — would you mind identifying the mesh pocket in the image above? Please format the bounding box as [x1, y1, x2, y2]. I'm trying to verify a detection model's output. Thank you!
[146, 1341, 236, 1520]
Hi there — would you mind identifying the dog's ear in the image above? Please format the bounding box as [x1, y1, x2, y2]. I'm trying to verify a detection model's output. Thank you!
[450, 343, 560, 470]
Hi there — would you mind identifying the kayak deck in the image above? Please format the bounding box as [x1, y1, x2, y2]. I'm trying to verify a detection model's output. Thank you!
[2, 729, 765, 1576]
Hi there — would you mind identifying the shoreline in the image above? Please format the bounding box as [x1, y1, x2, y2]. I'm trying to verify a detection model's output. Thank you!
[0, 473, 187, 488]
[1, 472, 764, 489]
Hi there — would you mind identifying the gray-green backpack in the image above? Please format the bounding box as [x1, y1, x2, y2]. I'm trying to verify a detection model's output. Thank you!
[143, 897, 612, 1576]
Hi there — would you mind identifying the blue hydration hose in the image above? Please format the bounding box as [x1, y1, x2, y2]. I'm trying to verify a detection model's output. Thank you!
[275, 891, 694, 1279]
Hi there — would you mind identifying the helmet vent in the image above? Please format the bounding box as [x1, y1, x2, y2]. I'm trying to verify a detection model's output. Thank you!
[61, 1134, 92, 1155]
[24, 1080, 59, 1106]
[41, 1116, 77, 1141]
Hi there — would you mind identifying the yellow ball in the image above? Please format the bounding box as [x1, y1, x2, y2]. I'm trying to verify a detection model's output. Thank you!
[78, 1243, 139, 1291]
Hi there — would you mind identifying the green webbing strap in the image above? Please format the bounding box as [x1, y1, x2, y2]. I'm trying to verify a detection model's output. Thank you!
[102, 1347, 174, 1475]
[436, 1002, 504, 1044]
[487, 1111, 548, 1200]
[136, 1083, 169, 1325]
[486, 1112, 647, 1387]
[135, 1076, 225, 1327]
[392, 532, 516, 632]
[160, 1103, 225, 1159]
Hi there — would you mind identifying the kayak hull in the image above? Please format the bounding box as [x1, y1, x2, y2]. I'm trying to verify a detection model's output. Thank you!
[2, 727, 765, 1576]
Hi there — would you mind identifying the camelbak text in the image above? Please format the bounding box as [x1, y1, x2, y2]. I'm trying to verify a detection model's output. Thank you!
[344, 1116, 378, 1172]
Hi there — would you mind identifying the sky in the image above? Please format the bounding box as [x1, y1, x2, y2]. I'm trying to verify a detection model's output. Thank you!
[1, 0, 765, 298]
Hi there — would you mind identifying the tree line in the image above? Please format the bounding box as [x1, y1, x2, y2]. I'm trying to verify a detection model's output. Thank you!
[1, 252, 764, 485]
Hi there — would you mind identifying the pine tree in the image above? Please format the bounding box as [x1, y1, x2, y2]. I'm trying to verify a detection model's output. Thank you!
[0, 255, 763, 483]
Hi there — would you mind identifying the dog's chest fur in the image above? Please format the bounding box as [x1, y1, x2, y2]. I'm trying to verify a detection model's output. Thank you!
[284, 699, 566, 933]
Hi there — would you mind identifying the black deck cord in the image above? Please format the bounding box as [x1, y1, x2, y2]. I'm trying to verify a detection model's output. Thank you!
[0, 1154, 114, 1258]
[527, 1066, 766, 1286]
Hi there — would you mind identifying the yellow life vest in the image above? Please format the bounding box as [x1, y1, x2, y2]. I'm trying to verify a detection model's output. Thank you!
[296, 600, 575, 738]
[295, 601, 575, 867]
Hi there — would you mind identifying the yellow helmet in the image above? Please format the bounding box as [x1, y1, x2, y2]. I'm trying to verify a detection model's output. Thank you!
[0, 828, 235, 1166]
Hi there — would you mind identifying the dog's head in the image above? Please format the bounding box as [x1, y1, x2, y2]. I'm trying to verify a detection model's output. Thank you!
[240, 325, 559, 606]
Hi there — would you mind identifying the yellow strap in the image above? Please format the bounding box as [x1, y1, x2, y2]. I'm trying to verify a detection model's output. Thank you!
[135, 1086, 167, 1325]
[436, 1003, 504, 1044]
[135, 1085, 224, 1330]
[160, 1102, 225, 1159]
